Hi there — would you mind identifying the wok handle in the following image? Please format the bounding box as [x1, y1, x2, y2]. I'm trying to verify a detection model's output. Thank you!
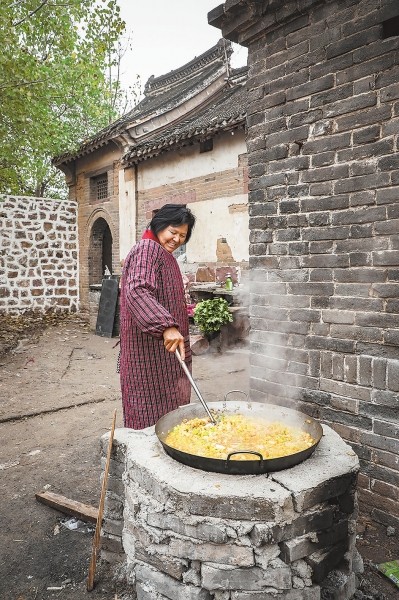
[226, 450, 264, 462]
[224, 390, 248, 403]
[175, 349, 216, 424]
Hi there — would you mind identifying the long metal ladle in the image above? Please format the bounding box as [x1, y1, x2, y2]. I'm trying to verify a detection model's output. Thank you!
[175, 349, 217, 424]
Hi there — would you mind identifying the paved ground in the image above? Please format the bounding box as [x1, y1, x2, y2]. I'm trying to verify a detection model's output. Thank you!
[0, 316, 396, 599]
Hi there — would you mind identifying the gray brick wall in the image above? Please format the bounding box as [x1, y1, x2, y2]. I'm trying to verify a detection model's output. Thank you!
[211, 0, 399, 529]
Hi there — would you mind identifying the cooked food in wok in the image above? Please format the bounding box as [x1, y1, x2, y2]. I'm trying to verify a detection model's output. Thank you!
[165, 413, 316, 461]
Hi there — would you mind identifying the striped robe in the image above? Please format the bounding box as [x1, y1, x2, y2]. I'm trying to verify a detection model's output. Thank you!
[119, 238, 191, 429]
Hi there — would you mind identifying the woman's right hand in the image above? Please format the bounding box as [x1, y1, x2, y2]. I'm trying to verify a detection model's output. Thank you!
[163, 327, 185, 359]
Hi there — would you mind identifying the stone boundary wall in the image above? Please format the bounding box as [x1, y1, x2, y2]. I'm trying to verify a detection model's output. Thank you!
[212, 0, 399, 530]
[0, 194, 79, 313]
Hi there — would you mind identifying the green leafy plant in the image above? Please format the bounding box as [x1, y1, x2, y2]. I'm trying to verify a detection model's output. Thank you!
[193, 298, 233, 336]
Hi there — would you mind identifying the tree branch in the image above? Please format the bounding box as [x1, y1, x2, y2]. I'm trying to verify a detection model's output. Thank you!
[0, 79, 48, 90]
[13, 0, 49, 27]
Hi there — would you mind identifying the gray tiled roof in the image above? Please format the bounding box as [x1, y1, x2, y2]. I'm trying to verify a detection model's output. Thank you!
[53, 40, 247, 166]
[123, 67, 247, 165]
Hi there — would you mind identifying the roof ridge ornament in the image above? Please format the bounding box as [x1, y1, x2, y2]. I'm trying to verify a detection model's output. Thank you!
[144, 38, 232, 97]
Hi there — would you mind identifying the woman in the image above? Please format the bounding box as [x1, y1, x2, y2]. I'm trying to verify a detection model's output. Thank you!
[119, 204, 196, 429]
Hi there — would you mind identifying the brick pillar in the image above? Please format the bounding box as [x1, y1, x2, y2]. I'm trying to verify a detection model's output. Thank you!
[210, 0, 399, 530]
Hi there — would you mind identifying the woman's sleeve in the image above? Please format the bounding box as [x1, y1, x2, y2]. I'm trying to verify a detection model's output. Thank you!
[123, 241, 178, 338]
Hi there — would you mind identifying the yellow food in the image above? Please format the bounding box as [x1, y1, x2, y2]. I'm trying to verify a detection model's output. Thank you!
[165, 414, 315, 461]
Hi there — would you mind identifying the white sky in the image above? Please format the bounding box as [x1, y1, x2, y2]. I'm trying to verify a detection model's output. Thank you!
[117, 0, 247, 92]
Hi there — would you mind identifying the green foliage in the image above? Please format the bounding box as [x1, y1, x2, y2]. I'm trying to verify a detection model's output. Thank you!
[0, 0, 137, 198]
[193, 298, 233, 336]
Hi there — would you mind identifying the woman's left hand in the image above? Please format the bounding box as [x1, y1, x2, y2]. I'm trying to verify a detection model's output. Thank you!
[163, 327, 185, 359]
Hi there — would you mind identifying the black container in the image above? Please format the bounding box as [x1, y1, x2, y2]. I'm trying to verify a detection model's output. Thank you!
[155, 400, 323, 475]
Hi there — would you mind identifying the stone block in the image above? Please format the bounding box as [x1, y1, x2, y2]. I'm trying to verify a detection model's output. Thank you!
[387, 359, 399, 392]
[251, 506, 335, 546]
[183, 567, 201, 586]
[146, 512, 229, 544]
[306, 543, 348, 584]
[213, 592, 230, 600]
[168, 538, 254, 567]
[320, 570, 356, 600]
[101, 456, 125, 478]
[102, 517, 123, 537]
[104, 493, 124, 520]
[254, 544, 281, 568]
[136, 580, 170, 600]
[271, 427, 359, 512]
[201, 561, 291, 591]
[136, 563, 211, 600]
[124, 521, 161, 549]
[232, 590, 320, 600]
[135, 546, 187, 581]
[100, 533, 124, 554]
[106, 472, 125, 497]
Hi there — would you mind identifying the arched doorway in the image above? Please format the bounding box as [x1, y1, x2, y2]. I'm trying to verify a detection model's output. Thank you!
[89, 217, 113, 285]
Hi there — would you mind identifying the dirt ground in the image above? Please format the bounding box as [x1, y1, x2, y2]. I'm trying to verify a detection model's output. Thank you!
[0, 316, 398, 600]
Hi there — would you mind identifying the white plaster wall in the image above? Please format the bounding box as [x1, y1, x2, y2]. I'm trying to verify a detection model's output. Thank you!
[76, 145, 120, 175]
[187, 195, 249, 263]
[119, 167, 137, 260]
[137, 130, 246, 188]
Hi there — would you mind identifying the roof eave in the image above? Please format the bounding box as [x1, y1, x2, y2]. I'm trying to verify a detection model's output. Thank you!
[122, 116, 246, 167]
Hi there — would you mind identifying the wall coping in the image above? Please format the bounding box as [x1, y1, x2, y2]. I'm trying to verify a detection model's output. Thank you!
[208, 0, 326, 46]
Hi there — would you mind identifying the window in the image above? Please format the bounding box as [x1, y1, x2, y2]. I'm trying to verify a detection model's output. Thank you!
[95, 174, 108, 200]
[90, 172, 109, 203]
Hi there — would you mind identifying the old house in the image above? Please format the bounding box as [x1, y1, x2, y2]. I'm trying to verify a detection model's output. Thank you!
[210, 0, 399, 530]
[54, 39, 249, 326]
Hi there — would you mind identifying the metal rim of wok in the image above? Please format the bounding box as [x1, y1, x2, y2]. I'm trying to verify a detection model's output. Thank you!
[155, 400, 323, 475]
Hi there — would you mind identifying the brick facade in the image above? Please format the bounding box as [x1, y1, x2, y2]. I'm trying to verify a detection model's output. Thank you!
[0, 194, 78, 313]
[69, 150, 121, 313]
[211, 0, 399, 528]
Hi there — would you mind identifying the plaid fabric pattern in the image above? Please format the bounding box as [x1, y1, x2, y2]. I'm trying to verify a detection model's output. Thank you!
[119, 239, 191, 429]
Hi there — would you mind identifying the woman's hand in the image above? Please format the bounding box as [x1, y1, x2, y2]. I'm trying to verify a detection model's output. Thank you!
[163, 327, 185, 359]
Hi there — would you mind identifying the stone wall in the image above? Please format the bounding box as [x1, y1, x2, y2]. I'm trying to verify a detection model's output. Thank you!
[0, 194, 78, 313]
[100, 427, 362, 599]
[210, 0, 399, 529]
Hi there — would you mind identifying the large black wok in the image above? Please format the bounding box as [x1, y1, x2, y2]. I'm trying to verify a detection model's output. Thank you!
[155, 400, 323, 475]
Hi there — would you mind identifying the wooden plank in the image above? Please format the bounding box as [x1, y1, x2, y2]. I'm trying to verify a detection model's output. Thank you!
[35, 491, 98, 524]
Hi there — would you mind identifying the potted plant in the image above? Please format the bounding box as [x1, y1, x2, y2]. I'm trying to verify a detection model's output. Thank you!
[193, 297, 233, 339]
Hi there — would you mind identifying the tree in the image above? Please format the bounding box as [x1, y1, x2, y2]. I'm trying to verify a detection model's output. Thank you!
[0, 0, 133, 198]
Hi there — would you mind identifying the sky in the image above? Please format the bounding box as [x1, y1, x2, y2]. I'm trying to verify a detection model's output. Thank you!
[117, 0, 247, 93]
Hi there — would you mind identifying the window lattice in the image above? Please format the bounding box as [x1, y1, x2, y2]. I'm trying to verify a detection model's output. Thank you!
[96, 175, 108, 200]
